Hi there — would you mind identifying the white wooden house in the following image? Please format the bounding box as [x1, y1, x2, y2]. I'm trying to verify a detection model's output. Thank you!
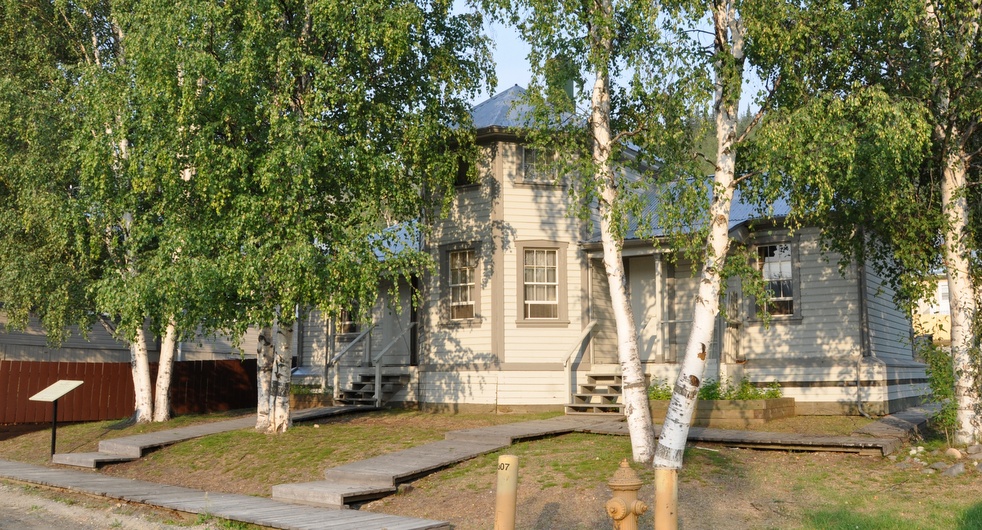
[2, 86, 929, 416]
[321, 85, 929, 416]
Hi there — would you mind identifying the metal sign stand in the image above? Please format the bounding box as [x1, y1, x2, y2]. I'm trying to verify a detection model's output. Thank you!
[29, 380, 84, 459]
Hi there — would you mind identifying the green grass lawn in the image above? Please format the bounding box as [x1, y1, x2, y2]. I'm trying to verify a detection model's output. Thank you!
[1, 409, 977, 529]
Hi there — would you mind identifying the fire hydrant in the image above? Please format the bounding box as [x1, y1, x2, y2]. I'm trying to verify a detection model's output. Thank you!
[605, 459, 648, 530]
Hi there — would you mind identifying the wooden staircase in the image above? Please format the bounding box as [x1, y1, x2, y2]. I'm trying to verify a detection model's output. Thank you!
[566, 374, 625, 414]
[336, 373, 409, 406]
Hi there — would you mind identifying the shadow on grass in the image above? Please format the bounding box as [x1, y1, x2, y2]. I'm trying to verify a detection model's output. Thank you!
[0, 424, 48, 442]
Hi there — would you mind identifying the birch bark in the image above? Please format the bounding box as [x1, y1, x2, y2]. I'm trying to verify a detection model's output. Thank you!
[941, 148, 980, 444]
[152, 319, 178, 422]
[256, 327, 274, 432]
[653, 1, 745, 526]
[591, 49, 656, 463]
[924, 0, 981, 444]
[130, 327, 154, 423]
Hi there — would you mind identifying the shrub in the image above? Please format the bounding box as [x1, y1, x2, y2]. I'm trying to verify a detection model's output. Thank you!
[647, 377, 783, 400]
[647, 379, 673, 400]
[919, 340, 958, 445]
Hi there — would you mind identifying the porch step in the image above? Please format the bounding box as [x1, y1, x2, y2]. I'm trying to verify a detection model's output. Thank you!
[336, 373, 409, 407]
[565, 373, 646, 415]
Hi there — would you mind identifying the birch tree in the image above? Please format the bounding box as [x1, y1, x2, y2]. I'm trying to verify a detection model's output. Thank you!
[746, 0, 982, 443]
[183, 0, 494, 433]
[2, 0, 491, 431]
[483, 0, 706, 463]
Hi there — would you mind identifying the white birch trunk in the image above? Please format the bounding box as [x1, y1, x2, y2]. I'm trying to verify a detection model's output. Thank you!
[152, 319, 178, 422]
[130, 327, 154, 423]
[269, 317, 293, 433]
[591, 58, 656, 463]
[924, 0, 980, 444]
[256, 327, 274, 432]
[654, 0, 744, 472]
[941, 148, 980, 444]
[256, 316, 293, 434]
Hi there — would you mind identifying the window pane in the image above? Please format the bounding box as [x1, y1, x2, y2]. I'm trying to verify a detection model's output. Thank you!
[449, 249, 476, 320]
[758, 243, 794, 316]
[522, 248, 559, 319]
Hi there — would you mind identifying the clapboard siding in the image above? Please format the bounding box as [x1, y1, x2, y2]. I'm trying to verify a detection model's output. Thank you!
[498, 140, 586, 369]
[590, 259, 618, 364]
[418, 370, 499, 404]
[864, 265, 917, 364]
[496, 371, 567, 404]
[0, 314, 134, 362]
[740, 230, 863, 360]
[422, 143, 499, 369]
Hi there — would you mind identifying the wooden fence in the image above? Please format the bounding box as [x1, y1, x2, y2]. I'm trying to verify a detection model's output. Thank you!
[0, 359, 257, 424]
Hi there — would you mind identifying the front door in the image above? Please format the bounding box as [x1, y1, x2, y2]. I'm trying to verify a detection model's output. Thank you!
[628, 256, 662, 363]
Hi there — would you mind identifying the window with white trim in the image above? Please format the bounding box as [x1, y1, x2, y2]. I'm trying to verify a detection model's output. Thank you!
[936, 282, 950, 315]
[757, 243, 794, 316]
[523, 248, 559, 319]
[449, 249, 476, 320]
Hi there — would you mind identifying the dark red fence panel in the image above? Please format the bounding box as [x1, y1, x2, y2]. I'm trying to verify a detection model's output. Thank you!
[0, 359, 257, 424]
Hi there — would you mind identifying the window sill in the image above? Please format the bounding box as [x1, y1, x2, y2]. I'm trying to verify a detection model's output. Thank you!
[440, 319, 483, 329]
[746, 314, 803, 325]
[515, 320, 571, 329]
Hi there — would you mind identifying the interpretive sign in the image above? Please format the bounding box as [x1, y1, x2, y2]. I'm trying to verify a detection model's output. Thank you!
[28, 380, 84, 458]
[29, 380, 84, 403]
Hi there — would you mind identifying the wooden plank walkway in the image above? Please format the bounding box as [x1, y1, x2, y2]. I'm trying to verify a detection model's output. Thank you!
[4, 406, 933, 528]
[273, 416, 614, 508]
[53, 405, 377, 468]
[0, 459, 448, 529]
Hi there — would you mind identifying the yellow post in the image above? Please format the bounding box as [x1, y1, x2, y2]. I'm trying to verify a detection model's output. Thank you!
[494, 454, 519, 530]
[654, 467, 678, 530]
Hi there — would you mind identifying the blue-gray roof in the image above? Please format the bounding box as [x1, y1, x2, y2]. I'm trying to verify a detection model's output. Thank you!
[471, 85, 531, 129]
[591, 188, 791, 244]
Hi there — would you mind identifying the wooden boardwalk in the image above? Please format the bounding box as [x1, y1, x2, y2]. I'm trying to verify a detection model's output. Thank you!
[0, 459, 447, 529]
[5, 406, 931, 529]
[54, 405, 376, 468]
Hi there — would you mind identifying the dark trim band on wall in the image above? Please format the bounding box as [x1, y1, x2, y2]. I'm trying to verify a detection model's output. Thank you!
[756, 378, 929, 389]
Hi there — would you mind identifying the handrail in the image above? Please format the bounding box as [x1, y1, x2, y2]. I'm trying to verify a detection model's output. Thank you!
[329, 323, 375, 400]
[328, 324, 376, 366]
[564, 321, 597, 407]
[372, 322, 417, 407]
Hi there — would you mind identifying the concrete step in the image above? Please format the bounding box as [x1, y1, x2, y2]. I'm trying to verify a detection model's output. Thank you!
[323, 440, 506, 487]
[271, 480, 397, 508]
[51, 452, 136, 468]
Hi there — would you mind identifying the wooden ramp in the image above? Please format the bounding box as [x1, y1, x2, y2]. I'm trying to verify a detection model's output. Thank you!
[54, 406, 376, 468]
[0, 459, 448, 529]
[272, 416, 613, 508]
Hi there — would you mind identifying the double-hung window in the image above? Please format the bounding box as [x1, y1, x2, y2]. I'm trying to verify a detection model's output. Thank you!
[441, 243, 481, 325]
[523, 248, 559, 319]
[449, 249, 477, 320]
[757, 243, 794, 316]
[521, 147, 557, 184]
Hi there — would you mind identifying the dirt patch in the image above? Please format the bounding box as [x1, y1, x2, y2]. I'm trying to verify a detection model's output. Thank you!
[365, 442, 982, 529]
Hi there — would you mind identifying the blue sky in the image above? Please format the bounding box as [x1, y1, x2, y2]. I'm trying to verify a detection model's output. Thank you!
[478, 20, 531, 101]
[468, 7, 762, 113]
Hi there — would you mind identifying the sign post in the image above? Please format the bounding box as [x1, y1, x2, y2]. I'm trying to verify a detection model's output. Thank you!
[29, 380, 84, 459]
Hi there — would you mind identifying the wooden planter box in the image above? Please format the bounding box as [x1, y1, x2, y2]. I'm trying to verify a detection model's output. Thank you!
[649, 397, 795, 429]
[290, 394, 334, 410]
